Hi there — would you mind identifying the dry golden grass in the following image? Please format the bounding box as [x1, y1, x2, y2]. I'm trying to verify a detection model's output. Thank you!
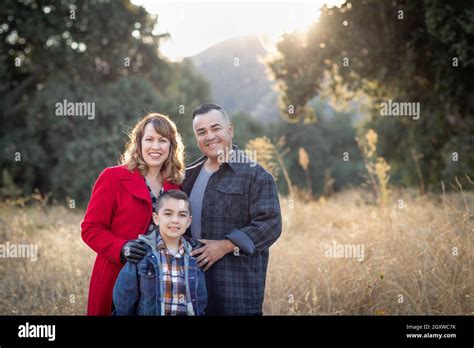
[0, 189, 472, 315]
[264, 189, 473, 315]
[0, 205, 93, 315]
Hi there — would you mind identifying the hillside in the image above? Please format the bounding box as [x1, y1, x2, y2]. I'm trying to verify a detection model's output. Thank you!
[189, 36, 280, 123]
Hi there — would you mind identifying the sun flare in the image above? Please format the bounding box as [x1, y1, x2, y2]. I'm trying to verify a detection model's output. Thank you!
[132, 0, 345, 60]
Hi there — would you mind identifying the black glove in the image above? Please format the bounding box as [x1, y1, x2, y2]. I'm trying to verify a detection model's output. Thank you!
[120, 239, 146, 263]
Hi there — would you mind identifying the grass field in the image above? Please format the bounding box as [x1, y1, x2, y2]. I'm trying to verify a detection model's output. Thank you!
[0, 189, 472, 315]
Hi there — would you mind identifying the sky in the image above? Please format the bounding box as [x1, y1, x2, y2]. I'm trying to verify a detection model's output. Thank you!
[132, 0, 345, 61]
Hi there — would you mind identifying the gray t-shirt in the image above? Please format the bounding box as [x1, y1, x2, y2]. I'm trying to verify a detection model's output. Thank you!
[189, 165, 213, 240]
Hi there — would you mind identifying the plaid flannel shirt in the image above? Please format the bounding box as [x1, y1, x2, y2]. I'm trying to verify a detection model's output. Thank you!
[182, 147, 282, 315]
[157, 238, 188, 316]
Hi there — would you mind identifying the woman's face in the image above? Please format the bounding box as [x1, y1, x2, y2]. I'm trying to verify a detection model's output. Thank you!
[141, 122, 171, 170]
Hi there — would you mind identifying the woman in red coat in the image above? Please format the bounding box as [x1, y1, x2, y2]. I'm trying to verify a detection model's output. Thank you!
[81, 113, 184, 315]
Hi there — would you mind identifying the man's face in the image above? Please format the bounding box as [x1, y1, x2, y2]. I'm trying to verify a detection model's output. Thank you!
[193, 109, 233, 161]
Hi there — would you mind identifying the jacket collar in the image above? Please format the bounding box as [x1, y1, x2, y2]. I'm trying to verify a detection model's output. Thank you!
[138, 229, 193, 255]
[186, 144, 243, 173]
[119, 165, 152, 204]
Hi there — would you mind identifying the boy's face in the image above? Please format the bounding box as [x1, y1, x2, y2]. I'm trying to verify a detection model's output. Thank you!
[153, 198, 191, 240]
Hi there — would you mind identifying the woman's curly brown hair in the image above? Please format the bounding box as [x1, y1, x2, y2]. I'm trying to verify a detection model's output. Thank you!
[120, 113, 185, 184]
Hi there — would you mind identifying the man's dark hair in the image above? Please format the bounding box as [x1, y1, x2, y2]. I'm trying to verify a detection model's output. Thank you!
[192, 103, 230, 122]
[156, 189, 191, 215]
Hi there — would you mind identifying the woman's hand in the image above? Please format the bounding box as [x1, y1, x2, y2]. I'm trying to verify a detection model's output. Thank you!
[120, 239, 146, 263]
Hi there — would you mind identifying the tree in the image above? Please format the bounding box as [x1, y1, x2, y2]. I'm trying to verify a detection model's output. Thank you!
[0, 0, 212, 204]
[268, 0, 474, 189]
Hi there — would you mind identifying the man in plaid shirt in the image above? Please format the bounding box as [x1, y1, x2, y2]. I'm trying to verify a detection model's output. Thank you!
[183, 103, 282, 315]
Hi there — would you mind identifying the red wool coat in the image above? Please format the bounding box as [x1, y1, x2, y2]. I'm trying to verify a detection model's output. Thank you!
[81, 165, 180, 315]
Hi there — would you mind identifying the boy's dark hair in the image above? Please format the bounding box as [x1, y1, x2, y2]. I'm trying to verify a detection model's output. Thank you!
[192, 103, 230, 122]
[156, 190, 191, 215]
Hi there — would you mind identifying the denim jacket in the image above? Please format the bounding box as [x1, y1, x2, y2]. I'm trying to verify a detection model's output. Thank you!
[113, 230, 207, 315]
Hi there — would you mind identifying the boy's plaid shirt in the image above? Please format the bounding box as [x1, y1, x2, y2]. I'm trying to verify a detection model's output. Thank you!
[156, 238, 188, 316]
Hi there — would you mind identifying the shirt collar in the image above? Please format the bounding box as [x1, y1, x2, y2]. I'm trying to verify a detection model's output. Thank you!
[156, 234, 185, 258]
[192, 144, 243, 173]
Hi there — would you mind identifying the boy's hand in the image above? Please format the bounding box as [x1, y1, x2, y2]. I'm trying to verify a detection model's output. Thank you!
[121, 239, 146, 263]
[190, 239, 236, 271]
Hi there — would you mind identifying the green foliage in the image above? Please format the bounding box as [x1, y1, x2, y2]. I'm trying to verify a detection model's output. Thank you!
[273, 108, 364, 196]
[0, 0, 212, 205]
[268, 0, 474, 190]
[230, 112, 266, 148]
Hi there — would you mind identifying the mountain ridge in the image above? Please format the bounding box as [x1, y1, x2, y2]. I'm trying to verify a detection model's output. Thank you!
[188, 35, 280, 123]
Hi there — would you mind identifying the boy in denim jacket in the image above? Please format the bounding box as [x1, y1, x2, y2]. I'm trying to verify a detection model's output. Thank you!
[113, 190, 207, 315]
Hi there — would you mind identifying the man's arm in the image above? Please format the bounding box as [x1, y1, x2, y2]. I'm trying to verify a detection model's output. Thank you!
[191, 168, 282, 269]
[225, 169, 282, 255]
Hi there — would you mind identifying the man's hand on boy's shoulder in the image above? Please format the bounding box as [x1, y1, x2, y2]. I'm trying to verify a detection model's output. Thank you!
[190, 239, 236, 271]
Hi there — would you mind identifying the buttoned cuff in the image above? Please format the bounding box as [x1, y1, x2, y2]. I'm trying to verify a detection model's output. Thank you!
[225, 229, 255, 255]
